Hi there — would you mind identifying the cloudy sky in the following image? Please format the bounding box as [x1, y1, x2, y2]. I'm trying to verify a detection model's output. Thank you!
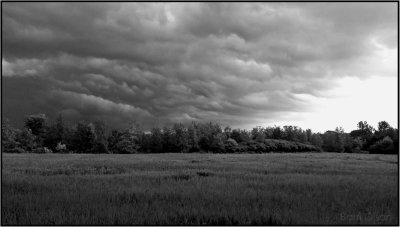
[2, 2, 398, 132]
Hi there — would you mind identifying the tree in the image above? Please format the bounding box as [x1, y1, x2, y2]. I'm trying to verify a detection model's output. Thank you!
[150, 127, 163, 153]
[356, 121, 374, 136]
[224, 138, 239, 153]
[24, 113, 47, 136]
[247, 140, 266, 153]
[283, 126, 296, 141]
[162, 126, 176, 153]
[251, 126, 265, 143]
[322, 131, 344, 153]
[16, 128, 37, 152]
[342, 133, 353, 153]
[4, 112, 399, 155]
[272, 126, 283, 140]
[108, 130, 121, 153]
[54, 115, 66, 143]
[188, 122, 200, 152]
[369, 136, 396, 154]
[335, 127, 344, 134]
[378, 121, 390, 132]
[310, 133, 323, 147]
[210, 133, 226, 153]
[350, 121, 375, 150]
[197, 122, 224, 151]
[107, 129, 140, 154]
[231, 129, 251, 144]
[114, 131, 140, 154]
[224, 126, 232, 139]
[299, 131, 308, 144]
[173, 123, 189, 153]
[306, 129, 313, 143]
[24, 113, 48, 149]
[139, 132, 152, 153]
[334, 129, 345, 153]
[264, 127, 274, 139]
[2, 119, 18, 152]
[92, 121, 109, 153]
[43, 115, 67, 151]
[71, 122, 96, 153]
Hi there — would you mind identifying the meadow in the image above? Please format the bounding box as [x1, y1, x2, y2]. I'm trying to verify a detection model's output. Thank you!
[1, 152, 398, 225]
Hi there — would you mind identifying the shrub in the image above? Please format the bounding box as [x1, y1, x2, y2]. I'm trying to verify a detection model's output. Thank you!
[44, 147, 53, 153]
[236, 144, 249, 153]
[93, 142, 109, 154]
[72, 122, 96, 153]
[24, 113, 47, 136]
[246, 141, 266, 153]
[109, 131, 140, 154]
[32, 147, 44, 153]
[6, 147, 26, 153]
[209, 133, 226, 153]
[369, 136, 396, 154]
[56, 142, 67, 152]
[263, 139, 320, 153]
[224, 138, 239, 153]
[16, 128, 37, 152]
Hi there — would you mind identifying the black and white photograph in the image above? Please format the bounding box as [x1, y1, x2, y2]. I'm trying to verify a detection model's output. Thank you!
[1, 2, 398, 225]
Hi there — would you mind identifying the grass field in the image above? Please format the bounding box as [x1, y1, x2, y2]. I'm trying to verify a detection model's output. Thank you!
[1, 152, 398, 225]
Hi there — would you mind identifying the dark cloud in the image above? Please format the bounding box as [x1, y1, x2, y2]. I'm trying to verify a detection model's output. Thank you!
[2, 3, 397, 129]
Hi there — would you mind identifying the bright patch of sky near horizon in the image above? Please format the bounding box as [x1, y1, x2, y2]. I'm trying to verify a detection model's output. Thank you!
[253, 76, 397, 133]
[2, 3, 398, 133]
[245, 39, 398, 133]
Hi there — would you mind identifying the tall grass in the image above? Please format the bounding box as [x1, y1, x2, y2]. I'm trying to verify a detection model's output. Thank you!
[1, 153, 398, 225]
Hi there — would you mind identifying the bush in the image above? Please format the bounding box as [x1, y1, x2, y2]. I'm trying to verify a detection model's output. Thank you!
[56, 142, 67, 152]
[224, 138, 239, 153]
[93, 142, 109, 153]
[110, 132, 140, 154]
[236, 144, 249, 153]
[16, 128, 37, 152]
[263, 139, 320, 153]
[246, 141, 266, 153]
[369, 136, 396, 154]
[31, 147, 52, 153]
[5, 147, 26, 153]
[209, 133, 226, 153]
[44, 147, 53, 153]
[32, 147, 44, 153]
[71, 122, 96, 153]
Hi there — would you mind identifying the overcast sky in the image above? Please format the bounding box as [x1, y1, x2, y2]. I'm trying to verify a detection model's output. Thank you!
[2, 2, 398, 132]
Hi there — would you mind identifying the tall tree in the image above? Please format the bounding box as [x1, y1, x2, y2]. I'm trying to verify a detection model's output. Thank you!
[188, 122, 200, 152]
[322, 130, 344, 153]
[43, 114, 67, 151]
[24, 113, 47, 136]
[378, 121, 390, 132]
[2, 119, 18, 152]
[310, 133, 323, 147]
[93, 121, 109, 153]
[16, 128, 37, 152]
[251, 126, 265, 142]
[71, 122, 96, 153]
[150, 127, 163, 153]
[305, 129, 312, 143]
[173, 123, 189, 153]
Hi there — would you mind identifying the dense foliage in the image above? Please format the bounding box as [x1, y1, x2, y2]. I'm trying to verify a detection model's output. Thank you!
[1, 114, 398, 154]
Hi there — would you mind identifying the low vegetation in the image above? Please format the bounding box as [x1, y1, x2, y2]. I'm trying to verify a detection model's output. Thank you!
[2, 153, 398, 225]
[2, 114, 398, 154]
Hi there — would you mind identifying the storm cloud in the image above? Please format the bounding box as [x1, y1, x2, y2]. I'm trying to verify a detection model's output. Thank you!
[2, 2, 397, 130]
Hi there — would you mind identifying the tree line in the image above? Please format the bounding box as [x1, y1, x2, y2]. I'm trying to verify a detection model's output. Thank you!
[1, 113, 398, 154]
